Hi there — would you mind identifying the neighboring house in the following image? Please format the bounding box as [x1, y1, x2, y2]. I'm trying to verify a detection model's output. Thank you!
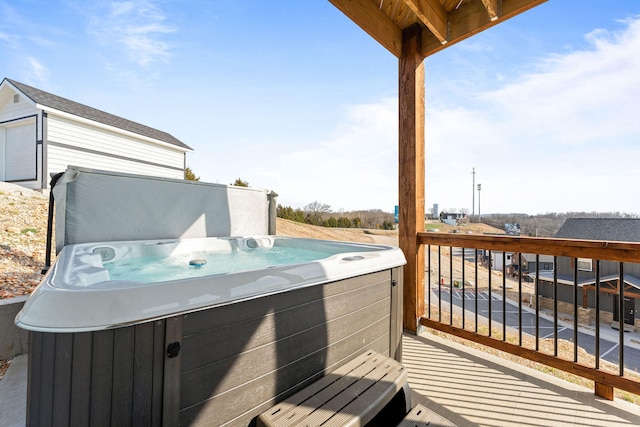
[479, 250, 515, 271]
[440, 211, 466, 226]
[534, 218, 640, 328]
[510, 253, 554, 280]
[0, 78, 192, 190]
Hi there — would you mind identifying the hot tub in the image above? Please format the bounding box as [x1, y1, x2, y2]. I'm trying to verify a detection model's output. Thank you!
[17, 236, 405, 332]
[17, 235, 406, 426]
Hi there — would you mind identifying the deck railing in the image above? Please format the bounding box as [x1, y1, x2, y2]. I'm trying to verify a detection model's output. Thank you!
[417, 232, 640, 400]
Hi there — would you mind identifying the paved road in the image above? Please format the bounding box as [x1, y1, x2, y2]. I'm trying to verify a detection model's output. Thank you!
[433, 288, 640, 372]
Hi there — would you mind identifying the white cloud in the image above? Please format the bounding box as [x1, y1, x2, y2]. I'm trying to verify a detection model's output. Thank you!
[88, 0, 176, 66]
[26, 57, 49, 85]
[425, 16, 640, 215]
[259, 98, 399, 211]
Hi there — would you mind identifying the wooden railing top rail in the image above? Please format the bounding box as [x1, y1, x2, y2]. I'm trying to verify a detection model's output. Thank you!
[418, 232, 640, 264]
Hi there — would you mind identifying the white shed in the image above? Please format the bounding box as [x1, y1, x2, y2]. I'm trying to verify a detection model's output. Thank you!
[0, 78, 192, 190]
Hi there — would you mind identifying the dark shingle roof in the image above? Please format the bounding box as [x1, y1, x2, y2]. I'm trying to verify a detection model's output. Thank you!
[555, 218, 640, 243]
[521, 253, 554, 263]
[4, 78, 191, 151]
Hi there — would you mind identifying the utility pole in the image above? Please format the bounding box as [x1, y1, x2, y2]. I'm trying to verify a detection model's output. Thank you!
[471, 167, 475, 221]
[477, 183, 482, 223]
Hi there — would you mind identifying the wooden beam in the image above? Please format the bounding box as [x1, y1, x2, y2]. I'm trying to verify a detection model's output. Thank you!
[404, 0, 448, 44]
[329, 0, 403, 57]
[399, 24, 426, 333]
[421, 0, 547, 57]
[481, 0, 499, 21]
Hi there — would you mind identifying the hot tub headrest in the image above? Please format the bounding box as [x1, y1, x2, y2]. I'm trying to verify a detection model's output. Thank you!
[53, 167, 277, 253]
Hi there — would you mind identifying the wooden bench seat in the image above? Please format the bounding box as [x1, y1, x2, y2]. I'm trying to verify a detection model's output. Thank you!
[257, 350, 411, 427]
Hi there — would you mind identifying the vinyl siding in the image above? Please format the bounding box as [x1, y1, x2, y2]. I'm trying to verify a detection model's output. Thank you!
[47, 144, 184, 180]
[46, 114, 185, 179]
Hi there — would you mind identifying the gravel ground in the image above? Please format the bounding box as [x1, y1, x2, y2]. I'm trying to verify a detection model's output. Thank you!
[0, 182, 50, 300]
[0, 182, 50, 381]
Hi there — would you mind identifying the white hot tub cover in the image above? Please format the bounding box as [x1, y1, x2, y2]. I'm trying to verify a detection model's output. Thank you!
[53, 167, 278, 253]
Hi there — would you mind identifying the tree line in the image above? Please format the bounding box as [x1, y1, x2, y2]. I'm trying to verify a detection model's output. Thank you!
[481, 211, 639, 237]
[277, 201, 395, 230]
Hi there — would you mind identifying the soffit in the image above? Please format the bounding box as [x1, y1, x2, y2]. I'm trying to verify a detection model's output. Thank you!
[329, 0, 547, 58]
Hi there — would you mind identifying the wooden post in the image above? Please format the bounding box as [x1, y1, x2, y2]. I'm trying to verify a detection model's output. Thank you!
[399, 24, 425, 333]
[595, 382, 614, 400]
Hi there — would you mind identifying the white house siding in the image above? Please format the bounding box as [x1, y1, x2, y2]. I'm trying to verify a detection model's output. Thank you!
[0, 94, 43, 188]
[46, 114, 185, 180]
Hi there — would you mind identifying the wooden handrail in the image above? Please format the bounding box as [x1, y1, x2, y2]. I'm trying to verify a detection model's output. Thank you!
[418, 232, 640, 263]
[416, 231, 640, 400]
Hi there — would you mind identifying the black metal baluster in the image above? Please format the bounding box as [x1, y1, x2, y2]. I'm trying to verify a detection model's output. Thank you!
[438, 247, 442, 323]
[502, 251, 506, 341]
[535, 254, 540, 351]
[449, 246, 453, 326]
[554, 256, 558, 357]
[574, 258, 579, 363]
[595, 260, 600, 370]
[619, 262, 625, 376]
[427, 244, 432, 319]
[462, 247, 466, 329]
[518, 253, 523, 347]
[488, 250, 492, 337]
[475, 249, 479, 333]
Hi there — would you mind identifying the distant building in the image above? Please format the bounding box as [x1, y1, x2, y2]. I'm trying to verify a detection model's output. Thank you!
[0, 78, 192, 190]
[510, 253, 554, 281]
[533, 218, 640, 329]
[480, 250, 515, 271]
[505, 223, 521, 235]
[439, 211, 466, 226]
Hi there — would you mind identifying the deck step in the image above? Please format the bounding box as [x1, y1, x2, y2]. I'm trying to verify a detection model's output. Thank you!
[257, 350, 411, 427]
[396, 403, 456, 427]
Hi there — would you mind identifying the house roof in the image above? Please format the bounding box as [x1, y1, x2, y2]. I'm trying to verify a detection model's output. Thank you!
[2, 78, 191, 151]
[533, 271, 640, 291]
[521, 253, 555, 264]
[555, 218, 640, 243]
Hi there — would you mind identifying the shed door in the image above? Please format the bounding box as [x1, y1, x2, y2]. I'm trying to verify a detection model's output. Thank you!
[2, 121, 36, 181]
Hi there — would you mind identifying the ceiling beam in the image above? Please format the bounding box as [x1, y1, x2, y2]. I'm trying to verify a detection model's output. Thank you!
[420, 0, 546, 57]
[329, 0, 403, 57]
[404, 0, 448, 44]
[481, 0, 499, 21]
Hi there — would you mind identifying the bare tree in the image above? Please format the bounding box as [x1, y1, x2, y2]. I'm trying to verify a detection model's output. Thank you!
[304, 201, 332, 225]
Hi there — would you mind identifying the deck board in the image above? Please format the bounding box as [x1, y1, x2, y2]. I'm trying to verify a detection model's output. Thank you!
[403, 332, 640, 427]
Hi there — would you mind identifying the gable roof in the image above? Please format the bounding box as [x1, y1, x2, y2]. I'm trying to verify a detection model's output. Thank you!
[555, 218, 640, 243]
[2, 78, 191, 151]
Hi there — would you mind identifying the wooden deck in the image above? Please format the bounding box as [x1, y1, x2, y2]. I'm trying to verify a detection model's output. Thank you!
[3, 332, 640, 426]
[403, 332, 640, 427]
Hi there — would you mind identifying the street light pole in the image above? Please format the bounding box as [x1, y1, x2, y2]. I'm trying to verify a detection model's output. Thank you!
[477, 183, 482, 223]
[471, 167, 475, 221]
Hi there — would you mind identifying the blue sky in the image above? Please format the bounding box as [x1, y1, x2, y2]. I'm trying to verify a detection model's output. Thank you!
[2, 1, 640, 215]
